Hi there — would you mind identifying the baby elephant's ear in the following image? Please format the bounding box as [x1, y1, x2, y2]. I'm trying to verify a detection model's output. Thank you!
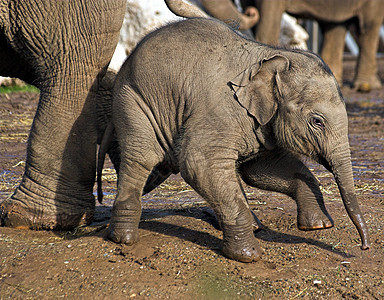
[229, 55, 289, 125]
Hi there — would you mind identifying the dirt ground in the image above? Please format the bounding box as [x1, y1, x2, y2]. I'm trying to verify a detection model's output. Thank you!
[0, 59, 383, 299]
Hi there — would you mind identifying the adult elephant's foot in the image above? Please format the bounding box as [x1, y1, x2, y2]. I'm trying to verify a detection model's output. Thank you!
[354, 75, 382, 93]
[221, 223, 262, 262]
[0, 177, 95, 230]
[107, 222, 139, 245]
[297, 210, 334, 231]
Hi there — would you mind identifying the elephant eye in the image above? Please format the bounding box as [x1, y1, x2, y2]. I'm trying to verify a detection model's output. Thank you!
[311, 116, 325, 129]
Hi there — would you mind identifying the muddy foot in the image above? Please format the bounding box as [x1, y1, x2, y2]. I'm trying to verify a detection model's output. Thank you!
[107, 223, 139, 245]
[222, 223, 262, 262]
[0, 198, 93, 230]
[297, 212, 334, 231]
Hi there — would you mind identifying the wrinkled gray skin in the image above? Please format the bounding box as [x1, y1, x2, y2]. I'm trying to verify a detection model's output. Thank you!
[0, 0, 257, 231]
[239, 0, 384, 91]
[98, 18, 370, 262]
[0, 0, 126, 229]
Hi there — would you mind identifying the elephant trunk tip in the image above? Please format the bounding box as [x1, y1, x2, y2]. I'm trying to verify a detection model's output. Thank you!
[360, 241, 371, 251]
[354, 214, 371, 251]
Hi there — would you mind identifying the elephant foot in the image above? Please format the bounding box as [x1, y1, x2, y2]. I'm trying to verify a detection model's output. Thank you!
[1, 181, 95, 230]
[107, 222, 139, 245]
[354, 76, 382, 93]
[0, 198, 94, 230]
[297, 211, 334, 231]
[222, 223, 262, 262]
[356, 82, 371, 93]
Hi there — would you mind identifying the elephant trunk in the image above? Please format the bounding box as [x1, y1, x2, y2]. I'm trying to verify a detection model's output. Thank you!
[164, 0, 209, 18]
[200, 0, 259, 30]
[164, 0, 258, 31]
[322, 145, 370, 250]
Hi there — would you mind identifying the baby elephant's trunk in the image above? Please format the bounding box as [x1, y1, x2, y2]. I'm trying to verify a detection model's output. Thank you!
[325, 148, 371, 250]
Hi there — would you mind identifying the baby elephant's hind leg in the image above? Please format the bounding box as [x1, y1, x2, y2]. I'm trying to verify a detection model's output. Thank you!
[108, 103, 163, 245]
[108, 166, 148, 245]
[239, 149, 334, 230]
[108, 151, 161, 244]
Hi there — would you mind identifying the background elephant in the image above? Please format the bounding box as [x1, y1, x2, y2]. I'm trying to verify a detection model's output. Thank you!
[98, 18, 369, 262]
[239, 0, 384, 91]
[195, 0, 259, 30]
[110, 0, 259, 71]
[0, 0, 257, 231]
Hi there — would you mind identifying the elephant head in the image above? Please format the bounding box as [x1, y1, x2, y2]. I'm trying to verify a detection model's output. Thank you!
[230, 51, 370, 250]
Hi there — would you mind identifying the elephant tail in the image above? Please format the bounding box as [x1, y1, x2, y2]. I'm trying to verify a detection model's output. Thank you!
[97, 121, 115, 204]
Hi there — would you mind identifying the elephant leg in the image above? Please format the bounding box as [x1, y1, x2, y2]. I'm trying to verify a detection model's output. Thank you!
[0, 1, 126, 230]
[239, 149, 334, 231]
[107, 159, 155, 245]
[252, 0, 284, 44]
[354, 18, 383, 91]
[107, 96, 163, 244]
[180, 152, 262, 262]
[319, 23, 347, 86]
[1, 73, 103, 230]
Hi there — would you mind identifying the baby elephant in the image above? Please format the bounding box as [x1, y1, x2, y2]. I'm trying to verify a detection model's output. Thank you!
[98, 18, 370, 262]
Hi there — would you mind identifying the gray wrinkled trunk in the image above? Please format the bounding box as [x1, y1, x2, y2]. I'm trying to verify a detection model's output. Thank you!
[328, 146, 370, 250]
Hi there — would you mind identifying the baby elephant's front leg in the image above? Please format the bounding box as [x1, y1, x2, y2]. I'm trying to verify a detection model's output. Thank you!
[221, 206, 263, 262]
[181, 158, 262, 262]
[239, 149, 334, 230]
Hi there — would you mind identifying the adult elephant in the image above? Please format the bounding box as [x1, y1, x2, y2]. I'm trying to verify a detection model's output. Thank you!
[0, 0, 257, 230]
[193, 0, 259, 30]
[0, 0, 127, 229]
[239, 0, 384, 91]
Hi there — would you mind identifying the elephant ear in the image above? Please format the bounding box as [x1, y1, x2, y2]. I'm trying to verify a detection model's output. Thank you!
[229, 54, 290, 125]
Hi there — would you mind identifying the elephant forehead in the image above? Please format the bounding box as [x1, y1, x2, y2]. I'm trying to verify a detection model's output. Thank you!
[301, 77, 342, 104]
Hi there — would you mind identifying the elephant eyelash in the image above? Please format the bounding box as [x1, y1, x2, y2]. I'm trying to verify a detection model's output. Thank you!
[310, 116, 325, 129]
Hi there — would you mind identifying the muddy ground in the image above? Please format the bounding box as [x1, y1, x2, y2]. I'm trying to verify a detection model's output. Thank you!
[0, 59, 383, 299]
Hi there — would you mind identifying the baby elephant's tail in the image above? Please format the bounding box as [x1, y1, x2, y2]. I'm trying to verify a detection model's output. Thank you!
[97, 122, 115, 204]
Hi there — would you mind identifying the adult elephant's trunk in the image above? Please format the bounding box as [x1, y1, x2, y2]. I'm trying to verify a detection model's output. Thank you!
[164, 0, 259, 30]
[200, 0, 259, 30]
[164, 0, 209, 18]
[321, 144, 370, 250]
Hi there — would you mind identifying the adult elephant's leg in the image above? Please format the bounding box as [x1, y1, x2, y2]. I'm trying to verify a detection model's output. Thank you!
[239, 149, 334, 230]
[354, 14, 383, 91]
[0, 1, 126, 229]
[180, 150, 261, 262]
[319, 23, 347, 86]
[252, 0, 284, 44]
